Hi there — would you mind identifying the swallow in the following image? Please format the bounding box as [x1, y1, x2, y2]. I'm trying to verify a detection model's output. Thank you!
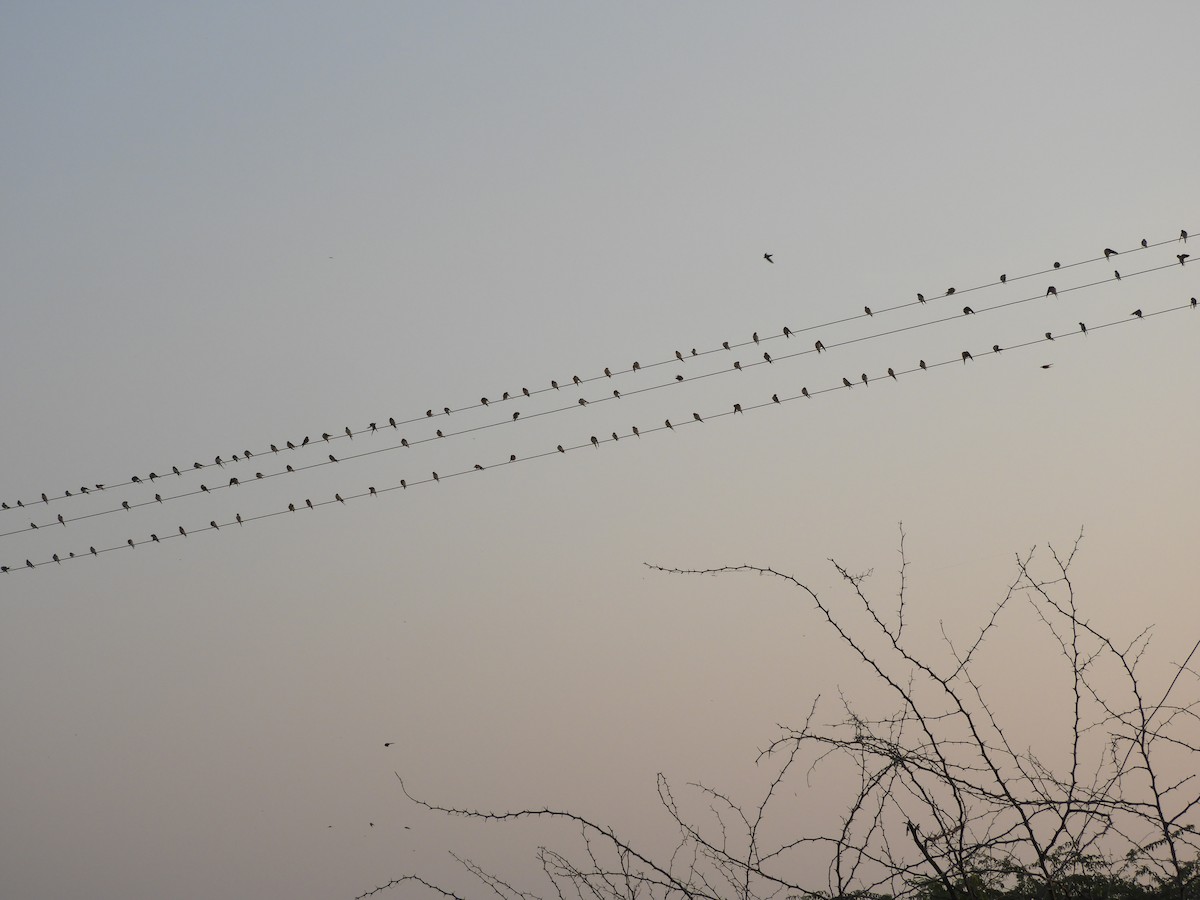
[215, 456, 224, 468]
[946, 287, 955, 295]
[95, 485, 104, 491]
[1192, 298, 1197, 309]
[1132, 309, 1143, 318]
[443, 408, 450, 416]
[557, 445, 565, 454]
[1079, 322, 1087, 335]
[30, 522, 37, 529]
[1104, 248, 1117, 259]
[227, 477, 238, 487]
[771, 394, 779, 404]
[480, 398, 489, 406]
[523, 387, 531, 396]
[401, 438, 409, 448]
[389, 418, 397, 428]
[122, 501, 131, 511]
[1045, 332, 1054, 341]
[631, 362, 640, 372]
[993, 345, 1002, 353]
[285, 466, 293, 473]
[578, 398, 588, 407]
[1054, 262, 1061, 268]
[53, 554, 60, 564]
[763, 253, 773, 263]
[1046, 286, 1057, 297]
[1114, 271, 1121, 280]
[733, 403, 743, 413]
[335, 494, 344, 504]
[237, 513, 244, 524]
[287, 441, 296, 450]
[65, 490, 72, 496]
[999, 275, 1006, 284]
[0, 566, 7, 573]
[611, 433, 619, 442]
[128, 539, 135, 549]
[783, 326, 792, 338]
[149, 472, 158, 481]
[675, 375, 683, 381]
[722, 341, 730, 350]
[41, 492, 48, 504]
[664, 419, 674, 431]
[1181, 230, 1188, 243]
[888, 368, 896, 380]
[962, 350, 972, 363]
[632, 426, 640, 437]
[734, 361, 742, 371]
[90, 547, 97, 556]
[692, 349, 698, 357]
[763, 352, 772, 363]
[1142, 239, 1149, 248]
[179, 526, 188, 537]
[613, 390, 620, 399]
[513, 412, 520, 420]
[753, 332, 760, 344]
[918, 292, 926, 302]
[368, 488, 376, 497]
[573, 375, 582, 385]
[864, 306, 873, 316]
[963, 306, 974, 315]
[502, 392, 509, 400]
[843, 377, 853, 388]
[861, 373, 869, 386]
[329, 454, 338, 463]
[1179, 254, 1190, 265]
[919, 360, 927, 370]
[400, 480, 406, 489]
[814, 340, 825, 353]
[436, 430, 443, 438]
[591, 436, 599, 448]
[426, 410, 433, 417]
[132, 476, 142, 484]
[58, 514, 65, 526]
[194, 462, 203, 469]
[271, 445, 279, 454]
[675, 350, 683, 362]
[693, 413, 703, 423]
[604, 368, 612, 378]
[801, 387, 810, 398]
[210, 520, 219, 530]
[26, 559, 34, 568]
[306, 499, 314, 509]
[17, 500, 23, 507]
[551, 380, 559, 390]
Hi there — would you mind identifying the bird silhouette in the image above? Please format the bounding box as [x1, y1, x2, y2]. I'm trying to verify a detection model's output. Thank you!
[30, 522, 37, 529]
[194, 462, 203, 470]
[861, 373, 869, 386]
[675, 375, 684, 382]
[1179, 254, 1190, 265]
[306, 499, 313, 509]
[1046, 286, 1057, 297]
[752, 332, 759, 345]
[772, 394, 780, 403]
[1079, 322, 1088, 336]
[512, 412, 520, 420]
[436, 430, 443, 438]
[215, 456, 224, 468]
[1054, 261, 1061, 268]
[53, 554, 60, 564]
[946, 287, 955, 295]
[814, 340, 825, 353]
[1114, 271, 1121, 281]
[179, 526, 187, 537]
[1041, 364, 1053, 369]
[237, 513, 244, 524]
[367, 489, 375, 498]
[733, 361, 742, 371]
[323, 433, 331, 442]
[999, 275, 1006, 284]
[551, 380, 559, 390]
[919, 360, 927, 370]
[1192, 297, 1197, 309]
[127, 539, 135, 549]
[722, 341, 730, 350]
[522, 387, 531, 397]
[41, 492, 48, 504]
[400, 480, 407, 489]
[1131, 309, 1143, 318]
[573, 375, 582, 385]
[1181, 230, 1188, 243]
[329, 454, 338, 463]
[801, 387, 810, 398]
[665, 419, 674, 430]
[611, 432, 619, 441]
[90, 547, 97, 556]
[763, 352, 772, 364]
[271, 445, 279, 454]
[443, 408, 450, 416]
[335, 494, 344, 504]
[401, 438, 409, 448]
[289, 503, 296, 512]
[783, 326, 792, 338]
[590, 436, 599, 448]
[229, 477, 239, 486]
[1045, 332, 1054, 341]
[58, 514, 65, 526]
[557, 445, 565, 453]
[631, 362, 640, 372]
[604, 367, 612, 378]
[962, 350, 973, 363]
[132, 476, 141, 484]
[842, 377, 853, 388]
[210, 520, 219, 530]
[918, 292, 926, 302]
[1142, 239, 1149, 248]
[864, 306, 873, 316]
[148, 472, 158, 481]
[675, 351, 683, 362]
[287, 441, 296, 450]
[26, 559, 34, 568]
[612, 390, 620, 399]
[577, 398, 587, 407]
[888, 368, 897, 380]
[993, 344, 1002, 353]
[480, 397, 489, 406]
[155, 494, 163, 503]
[1105, 248, 1117, 259]
[763, 252, 773, 263]
[122, 501, 130, 511]
[963, 306, 974, 315]
[733, 403, 743, 413]
[285, 466, 293, 473]
[693, 412, 703, 423]
[632, 426, 640, 437]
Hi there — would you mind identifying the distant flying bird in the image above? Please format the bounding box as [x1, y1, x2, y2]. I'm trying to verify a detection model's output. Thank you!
[802, 387, 811, 398]
[962, 350, 973, 363]
[999, 275, 1006, 284]
[733, 361, 742, 371]
[591, 436, 599, 448]
[733, 403, 743, 413]
[814, 340, 825, 353]
[1142, 239, 1149, 248]
[887, 368, 897, 380]
[1179, 254, 1190, 265]
[763, 352, 772, 364]
[1105, 248, 1117, 259]
[864, 306, 873, 316]
[772, 394, 780, 403]
[692, 412, 703, 423]
[946, 287, 955, 295]
[1046, 286, 1057, 297]
[963, 306, 974, 315]
[918, 292, 926, 302]
[842, 377, 853, 388]
[335, 494, 344, 504]
[722, 341, 730, 350]
[861, 373, 869, 386]
[1045, 332, 1055, 341]
[752, 332, 760, 345]
[665, 419, 674, 430]
[1079, 322, 1088, 335]
[783, 326, 792, 338]
[763, 252, 773, 263]
[1131, 309, 1143, 318]
[919, 360, 927, 370]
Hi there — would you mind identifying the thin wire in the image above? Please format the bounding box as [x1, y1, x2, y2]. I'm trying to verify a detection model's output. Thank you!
[5, 298, 1193, 575]
[3, 259, 1193, 539]
[3, 230, 1191, 514]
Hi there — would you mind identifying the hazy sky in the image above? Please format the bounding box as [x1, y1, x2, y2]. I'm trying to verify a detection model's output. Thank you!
[2, 4, 1198, 898]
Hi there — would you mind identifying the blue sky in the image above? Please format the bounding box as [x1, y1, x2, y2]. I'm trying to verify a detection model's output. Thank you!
[2, 4, 1198, 897]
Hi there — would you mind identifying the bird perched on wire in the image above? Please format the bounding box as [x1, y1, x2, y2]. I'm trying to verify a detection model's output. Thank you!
[1054, 261, 1061, 268]
[675, 351, 683, 362]
[722, 341, 730, 350]
[1045, 332, 1055, 341]
[814, 340, 825, 353]
[1105, 248, 1117, 260]
[864, 306, 873, 317]
[1181, 230, 1188, 243]
[1192, 297, 1198, 309]
[763, 352, 772, 364]
[557, 445, 565, 454]
[918, 292, 926, 302]
[522, 387, 531, 396]
[802, 387, 811, 398]
[58, 514, 65, 526]
[772, 394, 780, 403]
[512, 412, 520, 420]
[1142, 239, 1149, 248]
[632, 426, 640, 437]
[993, 345, 1002, 353]
[1114, 271, 1121, 281]
[604, 367, 612, 378]
[733, 403, 743, 414]
[1179, 254, 1190, 265]
[675, 375, 684, 382]
[179, 526, 187, 537]
[1046, 286, 1057, 297]
[783, 326, 792, 338]
[335, 494, 344, 504]
[590, 436, 599, 448]
[888, 368, 897, 380]
[963, 306, 974, 315]
[1131, 309, 1143, 318]
[733, 361, 742, 371]
[861, 373, 869, 386]
[919, 360, 927, 370]
[962, 351, 973, 363]
[752, 332, 760, 345]
[573, 375, 582, 385]
[842, 377, 853, 388]
[578, 398, 588, 407]
[551, 380, 559, 390]
[665, 419, 674, 431]
[946, 287, 956, 295]
[329, 454, 338, 463]
[612, 390, 620, 399]
[1079, 322, 1088, 336]
[763, 252, 773, 263]
[693, 413, 703, 423]
[306, 499, 313, 509]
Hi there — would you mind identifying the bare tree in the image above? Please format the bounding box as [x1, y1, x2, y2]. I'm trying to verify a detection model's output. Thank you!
[359, 528, 1200, 900]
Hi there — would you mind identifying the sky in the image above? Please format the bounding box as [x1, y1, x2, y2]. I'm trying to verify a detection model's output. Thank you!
[2, 3, 1199, 898]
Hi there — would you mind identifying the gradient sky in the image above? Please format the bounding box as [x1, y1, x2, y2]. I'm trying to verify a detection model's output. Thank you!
[2, 4, 1199, 898]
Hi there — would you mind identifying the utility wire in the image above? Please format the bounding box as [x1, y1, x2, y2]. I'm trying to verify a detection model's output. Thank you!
[4, 298, 1193, 575]
[2, 230, 1191, 515]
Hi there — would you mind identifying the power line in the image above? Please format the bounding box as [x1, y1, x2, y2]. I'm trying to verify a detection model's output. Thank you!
[5, 298, 1193, 575]
[2, 230, 1190, 516]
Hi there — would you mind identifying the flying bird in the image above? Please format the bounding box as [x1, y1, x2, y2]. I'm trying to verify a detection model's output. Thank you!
[962, 350, 973, 363]
[963, 306, 974, 315]
[1131, 309, 1143, 318]
[1104, 248, 1117, 259]
[1046, 286, 1057, 297]
[763, 252, 773, 263]
[814, 340, 825, 353]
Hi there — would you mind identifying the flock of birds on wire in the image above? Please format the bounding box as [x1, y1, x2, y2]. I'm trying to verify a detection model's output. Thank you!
[3, 230, 1194, 574]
